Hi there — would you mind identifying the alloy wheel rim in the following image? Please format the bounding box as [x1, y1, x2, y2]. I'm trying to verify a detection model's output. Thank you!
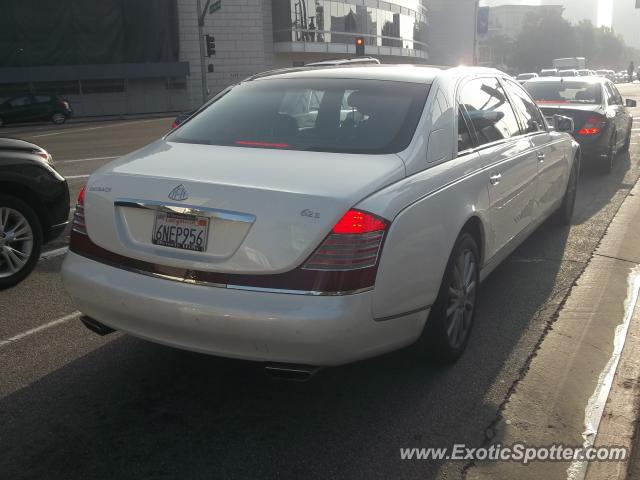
[446, 248, 477, 349]
[0, 207, 34, 278]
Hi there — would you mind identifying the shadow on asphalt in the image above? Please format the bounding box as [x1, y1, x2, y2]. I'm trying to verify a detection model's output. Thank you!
[1, 150, 635, 480]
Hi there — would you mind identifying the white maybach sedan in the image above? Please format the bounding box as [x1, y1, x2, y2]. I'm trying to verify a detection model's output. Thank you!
[63, 65, 580, 372]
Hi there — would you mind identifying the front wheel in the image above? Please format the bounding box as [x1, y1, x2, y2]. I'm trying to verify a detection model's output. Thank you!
[418, 232, 480, 363]
[0, 195, 43, 290]
[51, 112, 66, 125]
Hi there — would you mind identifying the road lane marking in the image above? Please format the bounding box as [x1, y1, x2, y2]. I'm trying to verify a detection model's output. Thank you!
[0, 312, 81, 348]
[27, 118, 169, 138]
[60, 156, 119, 164]
[566, 266, 640, 480]
[40, 247, 69, 260]
[65, 174, 90, 180]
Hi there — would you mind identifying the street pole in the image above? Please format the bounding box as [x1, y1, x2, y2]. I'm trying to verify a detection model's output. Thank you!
[473, 0, 479, 66]
[196, 0, 208, 104]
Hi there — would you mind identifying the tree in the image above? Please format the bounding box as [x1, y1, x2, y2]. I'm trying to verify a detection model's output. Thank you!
[514, 10, 578, 72]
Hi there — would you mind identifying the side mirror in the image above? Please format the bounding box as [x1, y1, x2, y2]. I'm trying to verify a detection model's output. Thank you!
[553, 115, 574, 133]
[626, 99, 637, 108]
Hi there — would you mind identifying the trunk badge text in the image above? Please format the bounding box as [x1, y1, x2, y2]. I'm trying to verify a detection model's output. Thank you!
[168, 184, 189, 201]
[300, 209, 320, 219]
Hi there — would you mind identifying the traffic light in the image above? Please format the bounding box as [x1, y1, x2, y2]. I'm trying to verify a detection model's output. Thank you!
[205, 34, 216, 57]
[355, 37, 365, 57]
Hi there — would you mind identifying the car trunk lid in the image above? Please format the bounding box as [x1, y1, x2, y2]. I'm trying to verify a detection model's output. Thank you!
[82, 140, 405, 274]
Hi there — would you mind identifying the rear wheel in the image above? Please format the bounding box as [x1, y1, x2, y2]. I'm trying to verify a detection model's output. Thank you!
[51, 112, 66, 125]
[622, 122, 632, 153]
[601, 133, 617, 174]
[0, 195, 43, 290]
[418, 232, 479, 363]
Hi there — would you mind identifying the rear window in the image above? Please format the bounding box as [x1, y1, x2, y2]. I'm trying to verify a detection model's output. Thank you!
[167, 78, 430, 154]
[524, 81, 602, 105]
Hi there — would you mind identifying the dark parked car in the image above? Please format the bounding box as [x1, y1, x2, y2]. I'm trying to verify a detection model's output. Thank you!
[0, 137, 70, 288]
[0, 93, 73, 127]
[172, 109, 196, 129]
[523, 77, 636, 173]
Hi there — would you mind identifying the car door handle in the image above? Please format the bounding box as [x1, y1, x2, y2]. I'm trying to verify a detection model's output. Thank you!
[489, 174, 502, 186]
[537, 152, 545, 162]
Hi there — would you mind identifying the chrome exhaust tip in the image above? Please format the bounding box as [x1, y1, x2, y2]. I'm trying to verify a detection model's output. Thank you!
[264, 363, 321, 382]
[80, 316, 116, 336]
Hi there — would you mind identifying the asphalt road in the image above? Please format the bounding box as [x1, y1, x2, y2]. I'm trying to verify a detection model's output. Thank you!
[2, 87, 640, 480]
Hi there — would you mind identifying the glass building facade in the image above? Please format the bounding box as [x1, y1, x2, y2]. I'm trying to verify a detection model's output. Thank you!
[272, 0, 428, 54]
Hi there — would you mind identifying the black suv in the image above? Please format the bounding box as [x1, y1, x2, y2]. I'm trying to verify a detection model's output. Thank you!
[0, 137, 70, 289]
[0, 93, 73, 127]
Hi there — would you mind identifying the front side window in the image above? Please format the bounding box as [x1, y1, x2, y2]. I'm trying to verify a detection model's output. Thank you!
[458, 77, 522, 146]
[524, 81, 603, 105]
[503, 79, 545, 134]
[168, 78, 430, 154]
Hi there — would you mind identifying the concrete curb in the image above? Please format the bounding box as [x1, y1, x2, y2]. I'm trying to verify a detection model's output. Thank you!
[466, 177, 640, 479]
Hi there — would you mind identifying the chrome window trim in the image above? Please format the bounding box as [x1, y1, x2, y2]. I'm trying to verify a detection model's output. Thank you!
[114, 198, 256, 224]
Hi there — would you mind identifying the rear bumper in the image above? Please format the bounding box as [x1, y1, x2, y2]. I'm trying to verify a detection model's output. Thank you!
[573, 128, 612, 160]
[62, 252, 428, 366]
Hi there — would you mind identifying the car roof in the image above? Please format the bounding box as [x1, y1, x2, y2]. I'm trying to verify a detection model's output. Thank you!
[247, 64, 506, 85]
[0, 136, 42, 152]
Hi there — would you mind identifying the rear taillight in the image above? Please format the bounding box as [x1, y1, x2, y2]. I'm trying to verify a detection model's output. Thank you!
[59, 100, 70, 110]
[172, 120, 178, 129]
[72, 185, 87, 235]
[578, 115, 606, 135]
[303, 209, 389, 271]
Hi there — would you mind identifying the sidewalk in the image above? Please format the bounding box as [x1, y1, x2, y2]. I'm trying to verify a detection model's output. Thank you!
[466, 178, 640, 479]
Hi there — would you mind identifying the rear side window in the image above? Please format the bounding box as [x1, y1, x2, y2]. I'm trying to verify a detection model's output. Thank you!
[459, 77, 521, 146]
[503, 79, 545, 134]
[168, 78, 430, 154]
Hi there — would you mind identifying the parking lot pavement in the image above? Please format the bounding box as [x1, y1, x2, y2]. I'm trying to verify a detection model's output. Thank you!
[2, 91, 640, 480]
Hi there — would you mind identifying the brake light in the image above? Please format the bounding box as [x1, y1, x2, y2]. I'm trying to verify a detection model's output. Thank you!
[578, 115, 606, 135]
[303, 209, 389, 271]
[235, 140, 290, 148]
[72, 186, 87, 235]
[59, 100, 70, 110]
[172, 121, 178, 129]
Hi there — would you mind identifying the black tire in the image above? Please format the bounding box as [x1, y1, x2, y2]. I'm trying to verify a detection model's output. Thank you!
[0, 117, 4, 128]
[51, 112, 66, 125]
[622, 122, 632, 153]
[0, 195, 43, 290]
[552, 161, 579, 226]
[600, 132, 617, 174]
[418, 232, 480, 363]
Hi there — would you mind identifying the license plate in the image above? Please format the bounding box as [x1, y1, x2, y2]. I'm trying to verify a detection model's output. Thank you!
[152, 212, 209, 252]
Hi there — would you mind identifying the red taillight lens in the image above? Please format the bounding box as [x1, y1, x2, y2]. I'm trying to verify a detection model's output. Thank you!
[578, 115, 606, 135]
[303, 210, 389, 271]
[172, 121, 178, 129]
[332, 209, 388, 234]
[72, 186, 87, 234]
